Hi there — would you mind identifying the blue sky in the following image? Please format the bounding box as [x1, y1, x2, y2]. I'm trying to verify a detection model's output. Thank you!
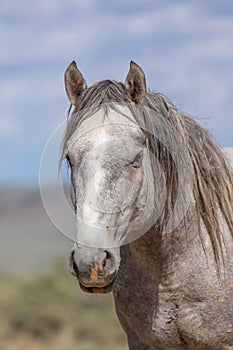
[0, 0, 233, 184]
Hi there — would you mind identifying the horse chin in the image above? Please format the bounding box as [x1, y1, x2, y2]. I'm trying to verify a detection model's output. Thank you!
[78, 278, 116, 294]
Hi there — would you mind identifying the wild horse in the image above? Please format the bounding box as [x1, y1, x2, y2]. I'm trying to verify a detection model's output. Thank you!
[61, 60, 233, 349]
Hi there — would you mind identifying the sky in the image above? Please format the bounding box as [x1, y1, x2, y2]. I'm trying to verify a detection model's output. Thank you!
[0, 0, 233, 184]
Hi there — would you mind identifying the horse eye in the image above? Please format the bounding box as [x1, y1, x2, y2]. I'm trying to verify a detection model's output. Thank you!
[131, 162, 140, 169]
[131, 150, 143, 168]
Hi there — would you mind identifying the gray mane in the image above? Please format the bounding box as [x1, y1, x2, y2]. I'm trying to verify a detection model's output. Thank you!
[61, 80, 233, 269]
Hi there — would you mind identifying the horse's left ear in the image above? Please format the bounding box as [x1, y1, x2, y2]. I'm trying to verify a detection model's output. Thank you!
[64, 60, 87, 106]
[125, 61, 147, 104]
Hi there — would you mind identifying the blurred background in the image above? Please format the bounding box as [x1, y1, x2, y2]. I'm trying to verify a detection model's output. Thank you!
[0, 0, 232, 349]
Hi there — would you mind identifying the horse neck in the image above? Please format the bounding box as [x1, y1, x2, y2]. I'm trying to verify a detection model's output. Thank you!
[128, 228, 165, 276]
[125, 215, 198, 279]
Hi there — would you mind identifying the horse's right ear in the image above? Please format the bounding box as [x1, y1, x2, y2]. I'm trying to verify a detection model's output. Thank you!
[64, 61, 87, 106]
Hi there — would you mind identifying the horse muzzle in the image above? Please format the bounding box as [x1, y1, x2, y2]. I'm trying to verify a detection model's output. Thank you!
[69, 245, 120, 294]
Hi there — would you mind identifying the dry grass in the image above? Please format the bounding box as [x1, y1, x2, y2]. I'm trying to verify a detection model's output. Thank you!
[0, 262, 127, 350]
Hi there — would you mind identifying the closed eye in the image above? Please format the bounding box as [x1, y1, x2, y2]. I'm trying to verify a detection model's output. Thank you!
[124, 150, 143, 169]
[129, 161, 140, 169]
[129, 150, 143, 168]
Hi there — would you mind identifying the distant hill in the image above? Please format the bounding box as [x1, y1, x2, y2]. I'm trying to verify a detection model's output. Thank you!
[0, 186, 73, 276]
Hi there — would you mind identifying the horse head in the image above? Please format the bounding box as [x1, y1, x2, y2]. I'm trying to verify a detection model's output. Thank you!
[63, 61, 158, 293]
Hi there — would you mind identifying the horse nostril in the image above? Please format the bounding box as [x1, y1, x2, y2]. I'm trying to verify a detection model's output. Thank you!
[102, 251, 108, 268]
[72, 259, 79, 277]
[103, 250, 114, 271]
[69, 250, 79, 278]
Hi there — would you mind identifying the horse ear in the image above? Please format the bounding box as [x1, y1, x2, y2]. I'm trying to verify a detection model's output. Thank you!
[125, 61, 147, 104]
[64, 61, 87, 106]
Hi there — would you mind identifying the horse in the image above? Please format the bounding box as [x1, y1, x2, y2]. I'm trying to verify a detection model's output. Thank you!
[61, 60, 233, 350]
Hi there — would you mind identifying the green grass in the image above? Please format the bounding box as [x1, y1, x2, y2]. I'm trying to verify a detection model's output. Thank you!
[0, 261, 127, 350]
